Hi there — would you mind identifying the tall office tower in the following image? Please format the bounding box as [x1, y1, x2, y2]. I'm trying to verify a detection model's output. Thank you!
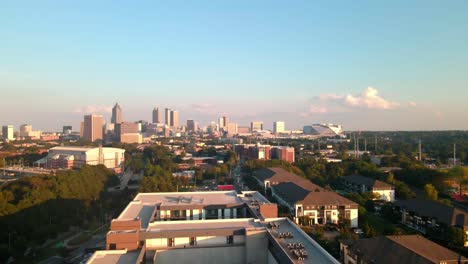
[152, 107, 161, 123]
[218, 117, 224, 129]
[2, 125, 14, 140]
[83, 114, 103, 142]
[170, 110, 179, 128]
[63, 126, 72, 135]
[186, 120, 196, 132]
[250, 121, 263, 132]
[273, 121, 285, 134]
[165, 108, 172, 126]
[80, 122, 84, 138]
[111, 103, 122, 124]
[218, 116, 229, 129]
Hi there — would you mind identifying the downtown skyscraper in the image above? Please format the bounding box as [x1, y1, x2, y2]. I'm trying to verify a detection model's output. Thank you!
[83, 114, 103, 142]
[152, 107, 161, 123]
[111, 103, 122, 124]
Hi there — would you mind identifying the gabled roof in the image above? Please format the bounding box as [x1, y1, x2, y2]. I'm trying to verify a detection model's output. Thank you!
[394, 199, 468, 227]
[272, 182, 356, 207]
[346, 235, 466, 264]
[299, 190, 357, 207]
[255, 167, 324, 191]
[344, 174, 394, 190]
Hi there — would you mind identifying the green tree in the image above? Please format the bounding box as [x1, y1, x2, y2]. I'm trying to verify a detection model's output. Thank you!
[424, 183, 438, 200]
[448, 226, 466, 248]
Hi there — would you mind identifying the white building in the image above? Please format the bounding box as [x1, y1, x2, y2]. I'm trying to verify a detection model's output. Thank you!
[2, 125, 14, 140]
[271, 182, 359, 228]
[273, 121, 285, 134]
[89, 191, 340, 264]
[303, 124, 344, 137]
[251, 121, 263, 132]
[40, 146, 125, 173]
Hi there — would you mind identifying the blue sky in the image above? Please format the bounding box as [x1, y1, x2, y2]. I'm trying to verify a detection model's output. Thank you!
[1, 0, 467, 131]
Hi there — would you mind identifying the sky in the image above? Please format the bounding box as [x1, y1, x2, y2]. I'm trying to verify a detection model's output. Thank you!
[1, 0, 467, 131]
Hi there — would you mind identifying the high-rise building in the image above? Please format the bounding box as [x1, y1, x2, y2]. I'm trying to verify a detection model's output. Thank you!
[218, 116, 229, 129]
[19, 124, 41, 139]
[115, 122, 142, 144]
[187, 120, 197, 132]
[2, 125, 14, 140]
[273, 121, 285, 134]
[80, 122, 84, 138]
[165, 108, 172, 126]
[83, 114, 103, 142]
[111, 103, 122, 124]
[170, 110, 179, 128]
[63, 126, 72, 135]
[152, 107, 161, 123]
[20, 124, 32, 133]
[218, 117, 224, 129]
[251, 121, 263, 132]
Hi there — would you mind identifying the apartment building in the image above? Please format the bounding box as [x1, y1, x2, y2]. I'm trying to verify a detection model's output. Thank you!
[342, 175, 395, 202]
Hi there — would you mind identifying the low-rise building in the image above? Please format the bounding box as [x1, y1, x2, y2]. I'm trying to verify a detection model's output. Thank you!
[254, 167, 323, 191]
[272, 182, 358, 228]
[88, 190, 340, 264]
[340, 235, 467, 264]
[342, 175, 395, 202]
[393, 199, 468, 244]
[234, 144, 295, 163]
[115, 122, 142, 144]
[40, 146, 125, 173]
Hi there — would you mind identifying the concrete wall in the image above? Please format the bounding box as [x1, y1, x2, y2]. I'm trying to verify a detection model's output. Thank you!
[146, 235, 235, 249]
[267, 251, 279, 264]
[106, 232, 139, 250]
[110, 219, 141, 231]
[154, 246, 246, 264]
[245, 229, 268, 264]
[350, 209, 358, 228]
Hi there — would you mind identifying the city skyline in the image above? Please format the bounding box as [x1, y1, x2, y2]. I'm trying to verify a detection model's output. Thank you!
[1, 1, 468, 131]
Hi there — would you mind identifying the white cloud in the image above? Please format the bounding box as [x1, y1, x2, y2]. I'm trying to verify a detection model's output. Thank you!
[312, 87, 398, 111]
[344, 87, 397, 109]
[315, 93, 344, 101]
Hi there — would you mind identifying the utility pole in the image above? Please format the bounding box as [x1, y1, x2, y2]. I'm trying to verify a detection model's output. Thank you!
[356, 136, 360, 159]
[454, 144, 457, 168]
[353, 133, 356, 159]
[418, 140, 422, 161]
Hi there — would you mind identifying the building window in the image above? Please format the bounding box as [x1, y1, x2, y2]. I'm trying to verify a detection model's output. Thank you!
[109, 243, 116, 250]
[190, 210, 193, 220]
[227, 235, 234, 244]
[167, 238, 175, 247]
[190, 237, 196, 246]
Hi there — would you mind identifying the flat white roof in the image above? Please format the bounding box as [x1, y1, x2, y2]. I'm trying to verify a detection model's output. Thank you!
[265, 218, 340, 264]
[87, 250, 139, 264]
[117, 191, 245, 229]
[134, 191, 243, 207]
[50, 146, 94, 152]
